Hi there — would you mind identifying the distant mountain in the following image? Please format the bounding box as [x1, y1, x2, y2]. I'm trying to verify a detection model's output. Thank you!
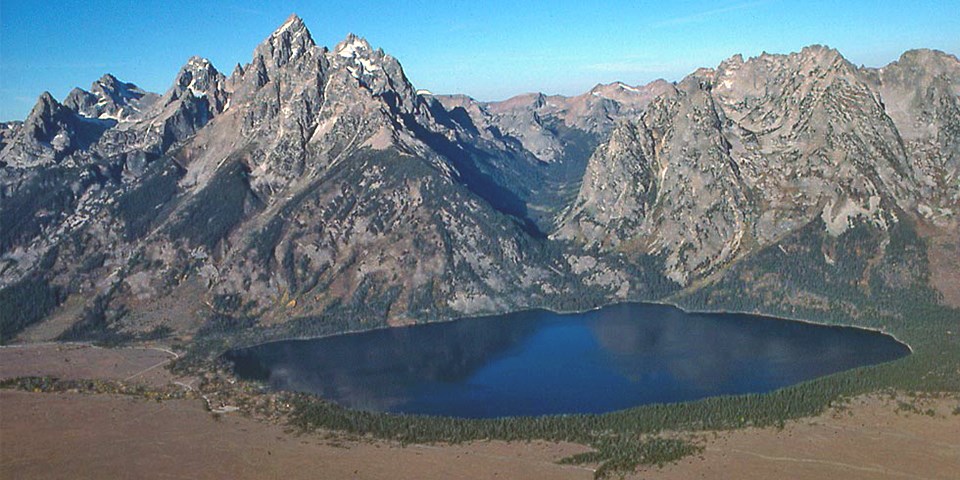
[1, 15, 957, 347]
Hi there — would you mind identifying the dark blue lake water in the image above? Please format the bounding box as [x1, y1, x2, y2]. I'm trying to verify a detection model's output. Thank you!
[224, 303, 910, 418]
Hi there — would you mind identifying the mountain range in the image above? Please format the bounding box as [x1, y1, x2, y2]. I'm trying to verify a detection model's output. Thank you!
[1, 14, 957, 347]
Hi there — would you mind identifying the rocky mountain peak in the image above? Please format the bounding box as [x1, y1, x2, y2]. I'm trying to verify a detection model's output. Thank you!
[164, 56, 228, 113]
[31, 91, 60, 116]
[559, 43, 957, 286]
[711, 44, 869, 122]
[226, 15, 323, 103]
[92, 74, 150, 106]
[23, 93, 72, 142]
[715, 45, 853, 89]
[95, 73, 121, 89]
[324, 32, 419, 117]
[884, 49, 960, 86]
[173, 57, 217, 87]
[62, 74, 156, 121]
[334, 33, 372, 58]
[25, 92, 77, 143]
[0, 91, 84, 165]
[589, 81, 640, 97]
[162, 21, 430, 201]
[330, 33, 408, 84]
[62, 88, 96, 114]
[869, 48, 960, 216]
[901, 48, 957, 62]
[724, 53, 745, 66]
[800, 45, 855, 74]
[274, 13, 309, 37]
[255, 13, 316, 70]
[587, 79, 677, 107]
[798, 43, 841, 58]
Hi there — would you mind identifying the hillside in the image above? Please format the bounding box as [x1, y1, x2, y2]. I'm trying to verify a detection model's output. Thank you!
[1, 16, 957, 350]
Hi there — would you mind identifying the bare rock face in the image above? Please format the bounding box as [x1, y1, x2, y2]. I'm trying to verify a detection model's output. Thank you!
[64, 74, 160, 122]
[0, 15, 956, 346]
[1, 92, 89, 166]
[427, 79, 680, 232]
[435, 78, 676, 164]
[0, 15, 639, 344]
[556, 121, 657, 247]
[558, 46, 958, 286]
[558, 72, 748, 284]
[0, 121, 21, 153]
[138, 57, 230, 153]
[866, 49, 960, 219]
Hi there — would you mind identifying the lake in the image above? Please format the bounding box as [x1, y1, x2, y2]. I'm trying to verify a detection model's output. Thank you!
[224, 303, 910, 418]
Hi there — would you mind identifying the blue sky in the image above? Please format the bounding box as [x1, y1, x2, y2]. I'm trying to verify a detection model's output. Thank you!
[1, 0, 957, 121]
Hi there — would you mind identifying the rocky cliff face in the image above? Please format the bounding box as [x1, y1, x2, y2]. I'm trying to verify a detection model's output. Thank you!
[0, 16, 956, 346]
[558, 45, 958, 286]
[430, 79, 678, 231]
[866, 49, 960, 214]
[0, 15, 644, 344]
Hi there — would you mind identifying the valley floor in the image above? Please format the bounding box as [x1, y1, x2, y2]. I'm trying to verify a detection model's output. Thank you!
[651, 395, 959, 480]
[1, 344, 957, 479]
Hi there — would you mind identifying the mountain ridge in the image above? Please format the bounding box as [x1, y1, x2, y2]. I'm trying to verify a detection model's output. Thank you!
[1, 15, 956, 349]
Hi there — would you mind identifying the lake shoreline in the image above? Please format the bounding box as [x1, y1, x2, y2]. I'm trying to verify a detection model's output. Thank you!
[227, 301, 912, 418]
[228, 299, 914, 355]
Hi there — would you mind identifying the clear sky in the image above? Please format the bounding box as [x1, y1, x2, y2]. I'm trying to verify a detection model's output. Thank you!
[1, 0, 958, 121]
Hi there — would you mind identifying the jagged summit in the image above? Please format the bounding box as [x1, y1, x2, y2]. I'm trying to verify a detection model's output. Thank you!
[799, 43, 841, 56]
[883, 48, 960, 81]
[559, 42, 960, 285]
[330, 33, 408, 84]
[590, 81, 643, 94]
[92, 74, 147, 100]
[24, 92, 73, 140]
[273, 13, 308, 37]
[717, 44, 846, 70]
[184, 56, 215, 68]
[167, 56, 226, 106]
[587, 79, 676, 104]
[61, 72, 157, 122]
[95, 73, 122, 89]
[33, 91, 59, 111]
[720, 44, 851, 76]
[901, 48, 960, 67]
[335, 33, 372, 57]
[254, 13, 315, 69]
[0, 90, 86, 165]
